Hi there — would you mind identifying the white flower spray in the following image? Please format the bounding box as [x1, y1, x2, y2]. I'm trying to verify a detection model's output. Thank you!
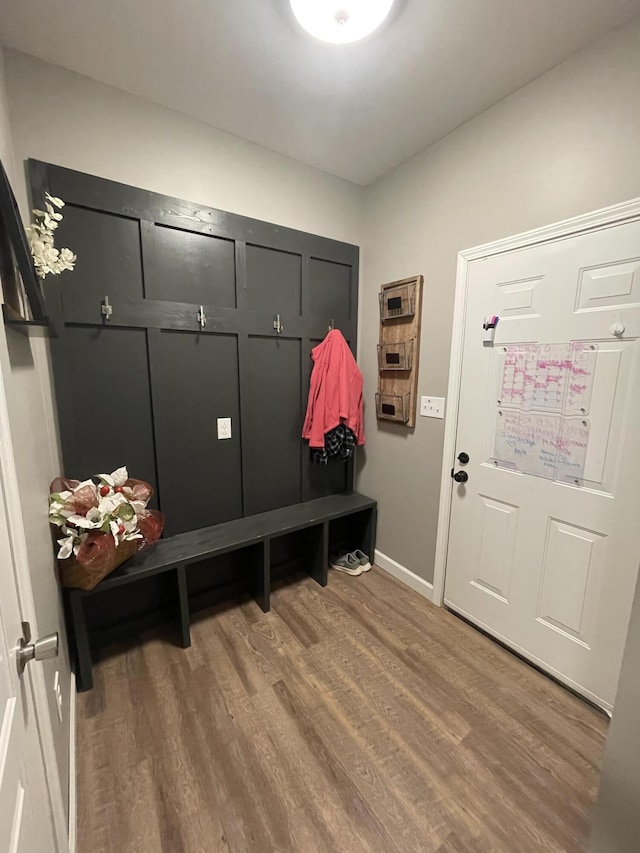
[27, 192, 77, 280]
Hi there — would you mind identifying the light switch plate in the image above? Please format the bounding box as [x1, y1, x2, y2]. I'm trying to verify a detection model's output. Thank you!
[217, 417, 232, 439]
[420, 396, 445, 419]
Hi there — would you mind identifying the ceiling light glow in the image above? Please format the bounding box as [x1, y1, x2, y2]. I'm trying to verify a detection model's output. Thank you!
[290, 0, 394, 44]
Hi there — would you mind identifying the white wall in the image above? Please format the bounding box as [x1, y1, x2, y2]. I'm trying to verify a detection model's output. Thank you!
[0, 48, 70, 821]
[4, 50, 364, 246]
[358, 17, 640, 584]
[0, 51, 14, 174]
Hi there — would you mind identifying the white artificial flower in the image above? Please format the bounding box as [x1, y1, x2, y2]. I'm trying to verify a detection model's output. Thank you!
[109, 520, 121, 544]
[58, 248, 77, 271]
[110, 466, 128, 486]
[56, 528, 88, 559]
[109, 516, 141, 546]
[49, 498, 74, 520]
[85, 507, 104, 524]
[57, 536, 75, 559]
[73, 533, 89, 556]
[28, 195, 76, 279]
[45, 193, 64, 209]
[74, 479, 97, 491]
[42, 208, 61, 230]
[44, 202, 63, 219]
[50, 468, 148, 557]
[97, 492, 127, 516]
[66, 512, 103, 529]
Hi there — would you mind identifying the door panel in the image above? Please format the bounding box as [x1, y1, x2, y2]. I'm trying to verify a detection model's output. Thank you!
[246, 245, 302, 315]
[495, 276, 542, 320]
[536, 518, 604, 645]
[242, 336, 301, 515]
[144, 224, 236, 307]
[1, 766, 38, 853]
[61, 326, 157, 496]
[473, 495, 518, 603]
[56, 205, 143, 323]
[576, 257, 640, 312]
[149, 330, 243, 535]
[445, 217, 640, 709]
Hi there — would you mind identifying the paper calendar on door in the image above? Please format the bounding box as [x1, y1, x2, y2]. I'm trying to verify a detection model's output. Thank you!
[499, 342, 597, 415]
[491, 342, 596, 481]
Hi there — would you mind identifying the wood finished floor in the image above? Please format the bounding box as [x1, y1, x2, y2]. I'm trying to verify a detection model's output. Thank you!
[77, 567, 607, 853]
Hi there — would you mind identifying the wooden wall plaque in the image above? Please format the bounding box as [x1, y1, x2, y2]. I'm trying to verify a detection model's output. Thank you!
[376, 275, 423, 428]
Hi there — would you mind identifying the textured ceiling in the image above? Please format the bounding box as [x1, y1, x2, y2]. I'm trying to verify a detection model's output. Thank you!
[1, 0, 639, 184]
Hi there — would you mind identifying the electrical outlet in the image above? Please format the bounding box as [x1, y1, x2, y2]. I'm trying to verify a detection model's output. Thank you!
[420, 396, 445, 419]
[217, 417, 232, 440]
[53, 670, 63, 723]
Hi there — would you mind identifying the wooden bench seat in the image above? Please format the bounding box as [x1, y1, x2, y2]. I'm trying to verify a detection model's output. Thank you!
[66, 492, 377, 691]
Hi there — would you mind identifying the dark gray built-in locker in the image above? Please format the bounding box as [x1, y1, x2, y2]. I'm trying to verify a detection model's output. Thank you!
[30, 161, 360, 536]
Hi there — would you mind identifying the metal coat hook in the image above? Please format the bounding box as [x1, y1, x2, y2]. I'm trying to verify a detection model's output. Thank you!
[197, 305, 207, 329]
[273, 313, 283, 335]
[328, 318, 334, 332]
[101, 296, 112, 321]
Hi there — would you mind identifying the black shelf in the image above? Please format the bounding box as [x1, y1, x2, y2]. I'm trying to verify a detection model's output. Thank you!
[3, 303, 50, 334]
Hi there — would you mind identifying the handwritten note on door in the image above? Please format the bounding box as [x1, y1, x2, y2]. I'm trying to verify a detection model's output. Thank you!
[493, 411, 589, 481]
[492, 342, 596, 481]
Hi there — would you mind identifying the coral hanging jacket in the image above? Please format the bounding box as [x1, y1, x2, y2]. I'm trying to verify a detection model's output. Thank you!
[302, 329, 365, 450]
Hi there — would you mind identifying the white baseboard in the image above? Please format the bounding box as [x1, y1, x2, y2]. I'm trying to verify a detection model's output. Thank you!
[68, 671, 77, 853]
[374, 550, 434, 602]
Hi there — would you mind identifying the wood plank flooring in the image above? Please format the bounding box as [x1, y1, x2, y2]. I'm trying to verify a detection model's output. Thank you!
[77, 567, 608, 853]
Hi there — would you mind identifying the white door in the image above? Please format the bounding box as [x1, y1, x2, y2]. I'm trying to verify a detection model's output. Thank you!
[444, 215, 640, 711]
[0, 461, 60, 850]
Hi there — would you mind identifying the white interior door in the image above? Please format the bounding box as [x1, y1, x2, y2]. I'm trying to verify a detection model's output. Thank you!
[0, 458, 60, 850]
[444, 216, 640, 710]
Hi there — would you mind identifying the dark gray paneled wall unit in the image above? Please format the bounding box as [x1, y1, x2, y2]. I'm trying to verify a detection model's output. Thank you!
[30, 161, 359, 536]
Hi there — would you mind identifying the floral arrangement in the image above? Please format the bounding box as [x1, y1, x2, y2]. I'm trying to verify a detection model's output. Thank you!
[27, 192, 76, 280]
[49, 467, 164, 589]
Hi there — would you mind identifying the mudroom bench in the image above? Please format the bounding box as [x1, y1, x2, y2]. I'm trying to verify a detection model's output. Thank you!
[65, 492, 377, 691]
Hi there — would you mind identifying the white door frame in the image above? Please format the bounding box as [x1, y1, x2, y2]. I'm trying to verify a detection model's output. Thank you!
[0, 350, 69, 850]
[432, 196, 640, 606]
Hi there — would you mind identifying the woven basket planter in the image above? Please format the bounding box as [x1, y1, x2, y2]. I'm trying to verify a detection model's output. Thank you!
[51, 471, 165, 591]
[58, 537, 140, 591]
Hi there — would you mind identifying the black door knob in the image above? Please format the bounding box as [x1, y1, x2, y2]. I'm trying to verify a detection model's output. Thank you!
[457, 452, 470, 464]
[453, 470, 469, 483]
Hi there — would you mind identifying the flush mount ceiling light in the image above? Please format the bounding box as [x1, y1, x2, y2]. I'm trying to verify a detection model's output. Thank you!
[290, 0, 394, 44]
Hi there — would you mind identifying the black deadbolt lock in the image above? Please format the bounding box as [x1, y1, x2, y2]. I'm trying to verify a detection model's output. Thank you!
[457, 452, 470, 464]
